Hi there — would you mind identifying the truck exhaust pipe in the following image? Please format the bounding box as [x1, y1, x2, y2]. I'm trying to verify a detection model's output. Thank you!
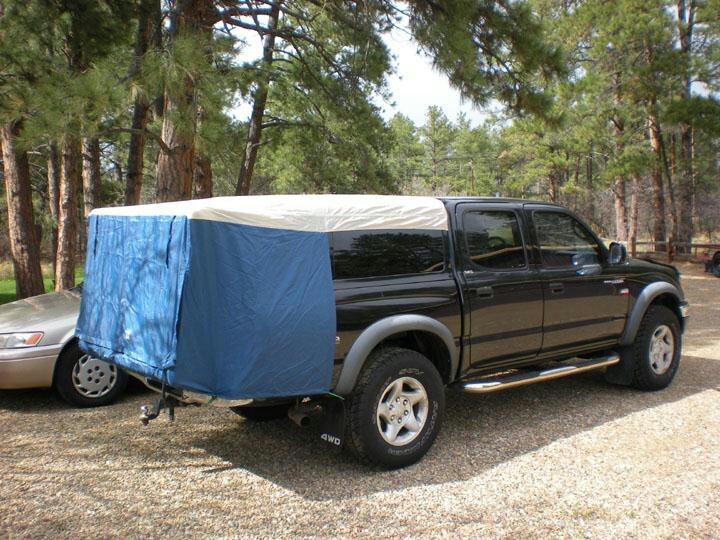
[288, 407, 312, 427]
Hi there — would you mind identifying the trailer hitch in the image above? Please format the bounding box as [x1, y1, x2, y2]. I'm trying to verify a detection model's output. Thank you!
[139, 395, 180, 425]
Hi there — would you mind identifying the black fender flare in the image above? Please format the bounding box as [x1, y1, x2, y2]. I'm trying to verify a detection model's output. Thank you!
[333, 314, 459, 396]
[619, 281, 683, 346]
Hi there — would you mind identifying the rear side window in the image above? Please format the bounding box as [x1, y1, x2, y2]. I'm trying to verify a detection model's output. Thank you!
[331, 230, 445, 279]
[462, 210, 526, 270]
[533, 211, 601, 268]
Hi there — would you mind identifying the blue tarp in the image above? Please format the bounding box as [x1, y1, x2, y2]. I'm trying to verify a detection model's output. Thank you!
[76, 214, 336, 399]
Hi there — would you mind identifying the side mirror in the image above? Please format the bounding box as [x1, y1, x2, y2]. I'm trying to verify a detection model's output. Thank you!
[609, 242, 628, 265]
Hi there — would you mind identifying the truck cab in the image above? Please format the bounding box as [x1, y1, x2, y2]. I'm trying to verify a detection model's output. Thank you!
[316, 198, 688, 467]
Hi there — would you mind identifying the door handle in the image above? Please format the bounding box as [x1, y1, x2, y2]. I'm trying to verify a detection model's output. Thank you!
[475, 286, 494, 299]
[549, 282, 565, 294]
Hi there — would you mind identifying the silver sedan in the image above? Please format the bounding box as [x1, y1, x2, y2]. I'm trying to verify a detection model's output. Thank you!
[0, 285, 128, 407]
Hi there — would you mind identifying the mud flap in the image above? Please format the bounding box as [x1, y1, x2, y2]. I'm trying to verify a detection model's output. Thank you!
[604, 346, 635, 385]
[317, 396, 346, 449]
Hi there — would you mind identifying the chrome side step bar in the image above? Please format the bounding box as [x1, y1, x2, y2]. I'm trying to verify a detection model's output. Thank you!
[461, 353, 620, 394]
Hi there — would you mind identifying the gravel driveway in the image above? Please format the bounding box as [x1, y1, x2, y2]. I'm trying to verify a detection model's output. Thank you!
[2, 263, 719, 538]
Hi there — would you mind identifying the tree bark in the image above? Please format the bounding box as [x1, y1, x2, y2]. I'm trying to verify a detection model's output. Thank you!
[126, 99, 150, 205]
[125, 0, 159, 206]
[676, 0, 696, 253]
[47, 143, 60, 274]
[647, 105, 667, 251]
[660, 129, 678, 256]
[55, 135, 81, 291]
[1, 121, 44, 299]
[611, 73, 627, 241]
[586, 146, 595, 226]
[193, 154, 213, 199]
[155, 0, 214, 202]
[82, 137, 101, 217]
[235, 0, 282, 196]
[628, 174, 639, 257]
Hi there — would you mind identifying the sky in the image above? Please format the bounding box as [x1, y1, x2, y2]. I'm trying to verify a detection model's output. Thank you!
[232, 26, 490, 127]
[376, 28, 488, 126]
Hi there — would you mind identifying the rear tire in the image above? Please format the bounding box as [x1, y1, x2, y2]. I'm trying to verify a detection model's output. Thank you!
[231, 403, 291, 421]
[629, 305, 681, 391]
[345, 347, 445, 469]
[54, 341, 128, 407]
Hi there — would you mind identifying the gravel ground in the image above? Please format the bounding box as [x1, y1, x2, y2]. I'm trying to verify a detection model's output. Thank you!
[1, 263, 719, 538]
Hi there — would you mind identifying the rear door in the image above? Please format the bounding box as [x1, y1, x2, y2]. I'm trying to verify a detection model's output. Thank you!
[455, 204, 544, 371]
[528, 207, 628, 354]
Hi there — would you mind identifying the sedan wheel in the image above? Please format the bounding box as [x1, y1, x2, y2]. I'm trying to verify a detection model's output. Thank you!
[55, 341, 128, 407]
[71, 355, 118, 398]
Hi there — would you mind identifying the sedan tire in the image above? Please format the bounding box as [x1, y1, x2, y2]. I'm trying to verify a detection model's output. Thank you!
[54, 341, 128, 407]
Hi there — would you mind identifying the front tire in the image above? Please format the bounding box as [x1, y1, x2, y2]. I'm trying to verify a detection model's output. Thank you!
[54, 341, 128, 407]
[345, 347, 445, 469]
[629, 305, 682, 391]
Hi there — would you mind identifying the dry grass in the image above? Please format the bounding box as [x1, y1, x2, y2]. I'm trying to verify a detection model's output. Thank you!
[1, 263, 718, 538]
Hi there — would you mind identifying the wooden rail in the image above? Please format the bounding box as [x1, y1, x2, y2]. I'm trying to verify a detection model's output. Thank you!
[631, 241, 720, 262]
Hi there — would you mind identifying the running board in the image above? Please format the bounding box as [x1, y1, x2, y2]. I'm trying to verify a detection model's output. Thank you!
[461, 353, 620, 394]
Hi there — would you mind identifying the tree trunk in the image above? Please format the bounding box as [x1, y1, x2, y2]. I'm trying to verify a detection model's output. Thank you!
[125, 0, 158, 206]
[628, 174, 639, 257]
[126, 99, 150, 205]
[659, 126, 678, 257]
[548, 171, 559, 203]
[235, 0, 282, 195]
[613, 175, 627, 242]
[55, 135, 81, 291]
[1, 122, 45, 299]
[611, 74, 627, 241]
[193, 154, 213, 198]
[586, 147, 595, 226]
[676, 0, 696, 253]
[155, 0, 214, 202]
[647, 105, 667, 251]
[47, 143, 60, 275]
[82, 137, 101, 217]
[79, 137, 101, 257]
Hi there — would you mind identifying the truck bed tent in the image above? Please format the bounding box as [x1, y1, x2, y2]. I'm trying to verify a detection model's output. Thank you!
[75, 195, 449, 400]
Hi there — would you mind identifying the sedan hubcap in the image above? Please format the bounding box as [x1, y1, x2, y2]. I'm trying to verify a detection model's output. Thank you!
[649, 324, 675, 375]
[72, 355, 117, 398]
[376, 376, 428, 446]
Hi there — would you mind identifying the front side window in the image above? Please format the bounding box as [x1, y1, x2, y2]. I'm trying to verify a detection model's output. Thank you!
[462, 210, 526, 270]
[332, 230, 445, 279]
[533, 211, 601, 268]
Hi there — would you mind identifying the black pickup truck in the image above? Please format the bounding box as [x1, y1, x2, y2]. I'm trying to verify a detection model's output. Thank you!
[124, 196, 687, 469]
[228, 197, 690, 468]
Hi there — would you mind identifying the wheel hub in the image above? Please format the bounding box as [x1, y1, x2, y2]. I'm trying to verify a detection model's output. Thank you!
[649, 324, 674, 375]
[375, 376, 428, 446]
[72, 355, 117, 398]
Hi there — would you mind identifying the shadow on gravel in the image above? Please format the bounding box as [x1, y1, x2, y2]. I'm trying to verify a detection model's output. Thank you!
[0, 378, 149, 413]
[193, 354, 720, 501]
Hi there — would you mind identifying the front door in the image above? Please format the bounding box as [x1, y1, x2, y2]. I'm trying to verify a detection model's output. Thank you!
[456, 205, 544, 371]
[529, 208, 629, 354]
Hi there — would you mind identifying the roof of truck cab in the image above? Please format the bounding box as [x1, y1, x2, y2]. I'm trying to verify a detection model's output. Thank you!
[90, 194, 449, 232]
[439, 196, 562, 207]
